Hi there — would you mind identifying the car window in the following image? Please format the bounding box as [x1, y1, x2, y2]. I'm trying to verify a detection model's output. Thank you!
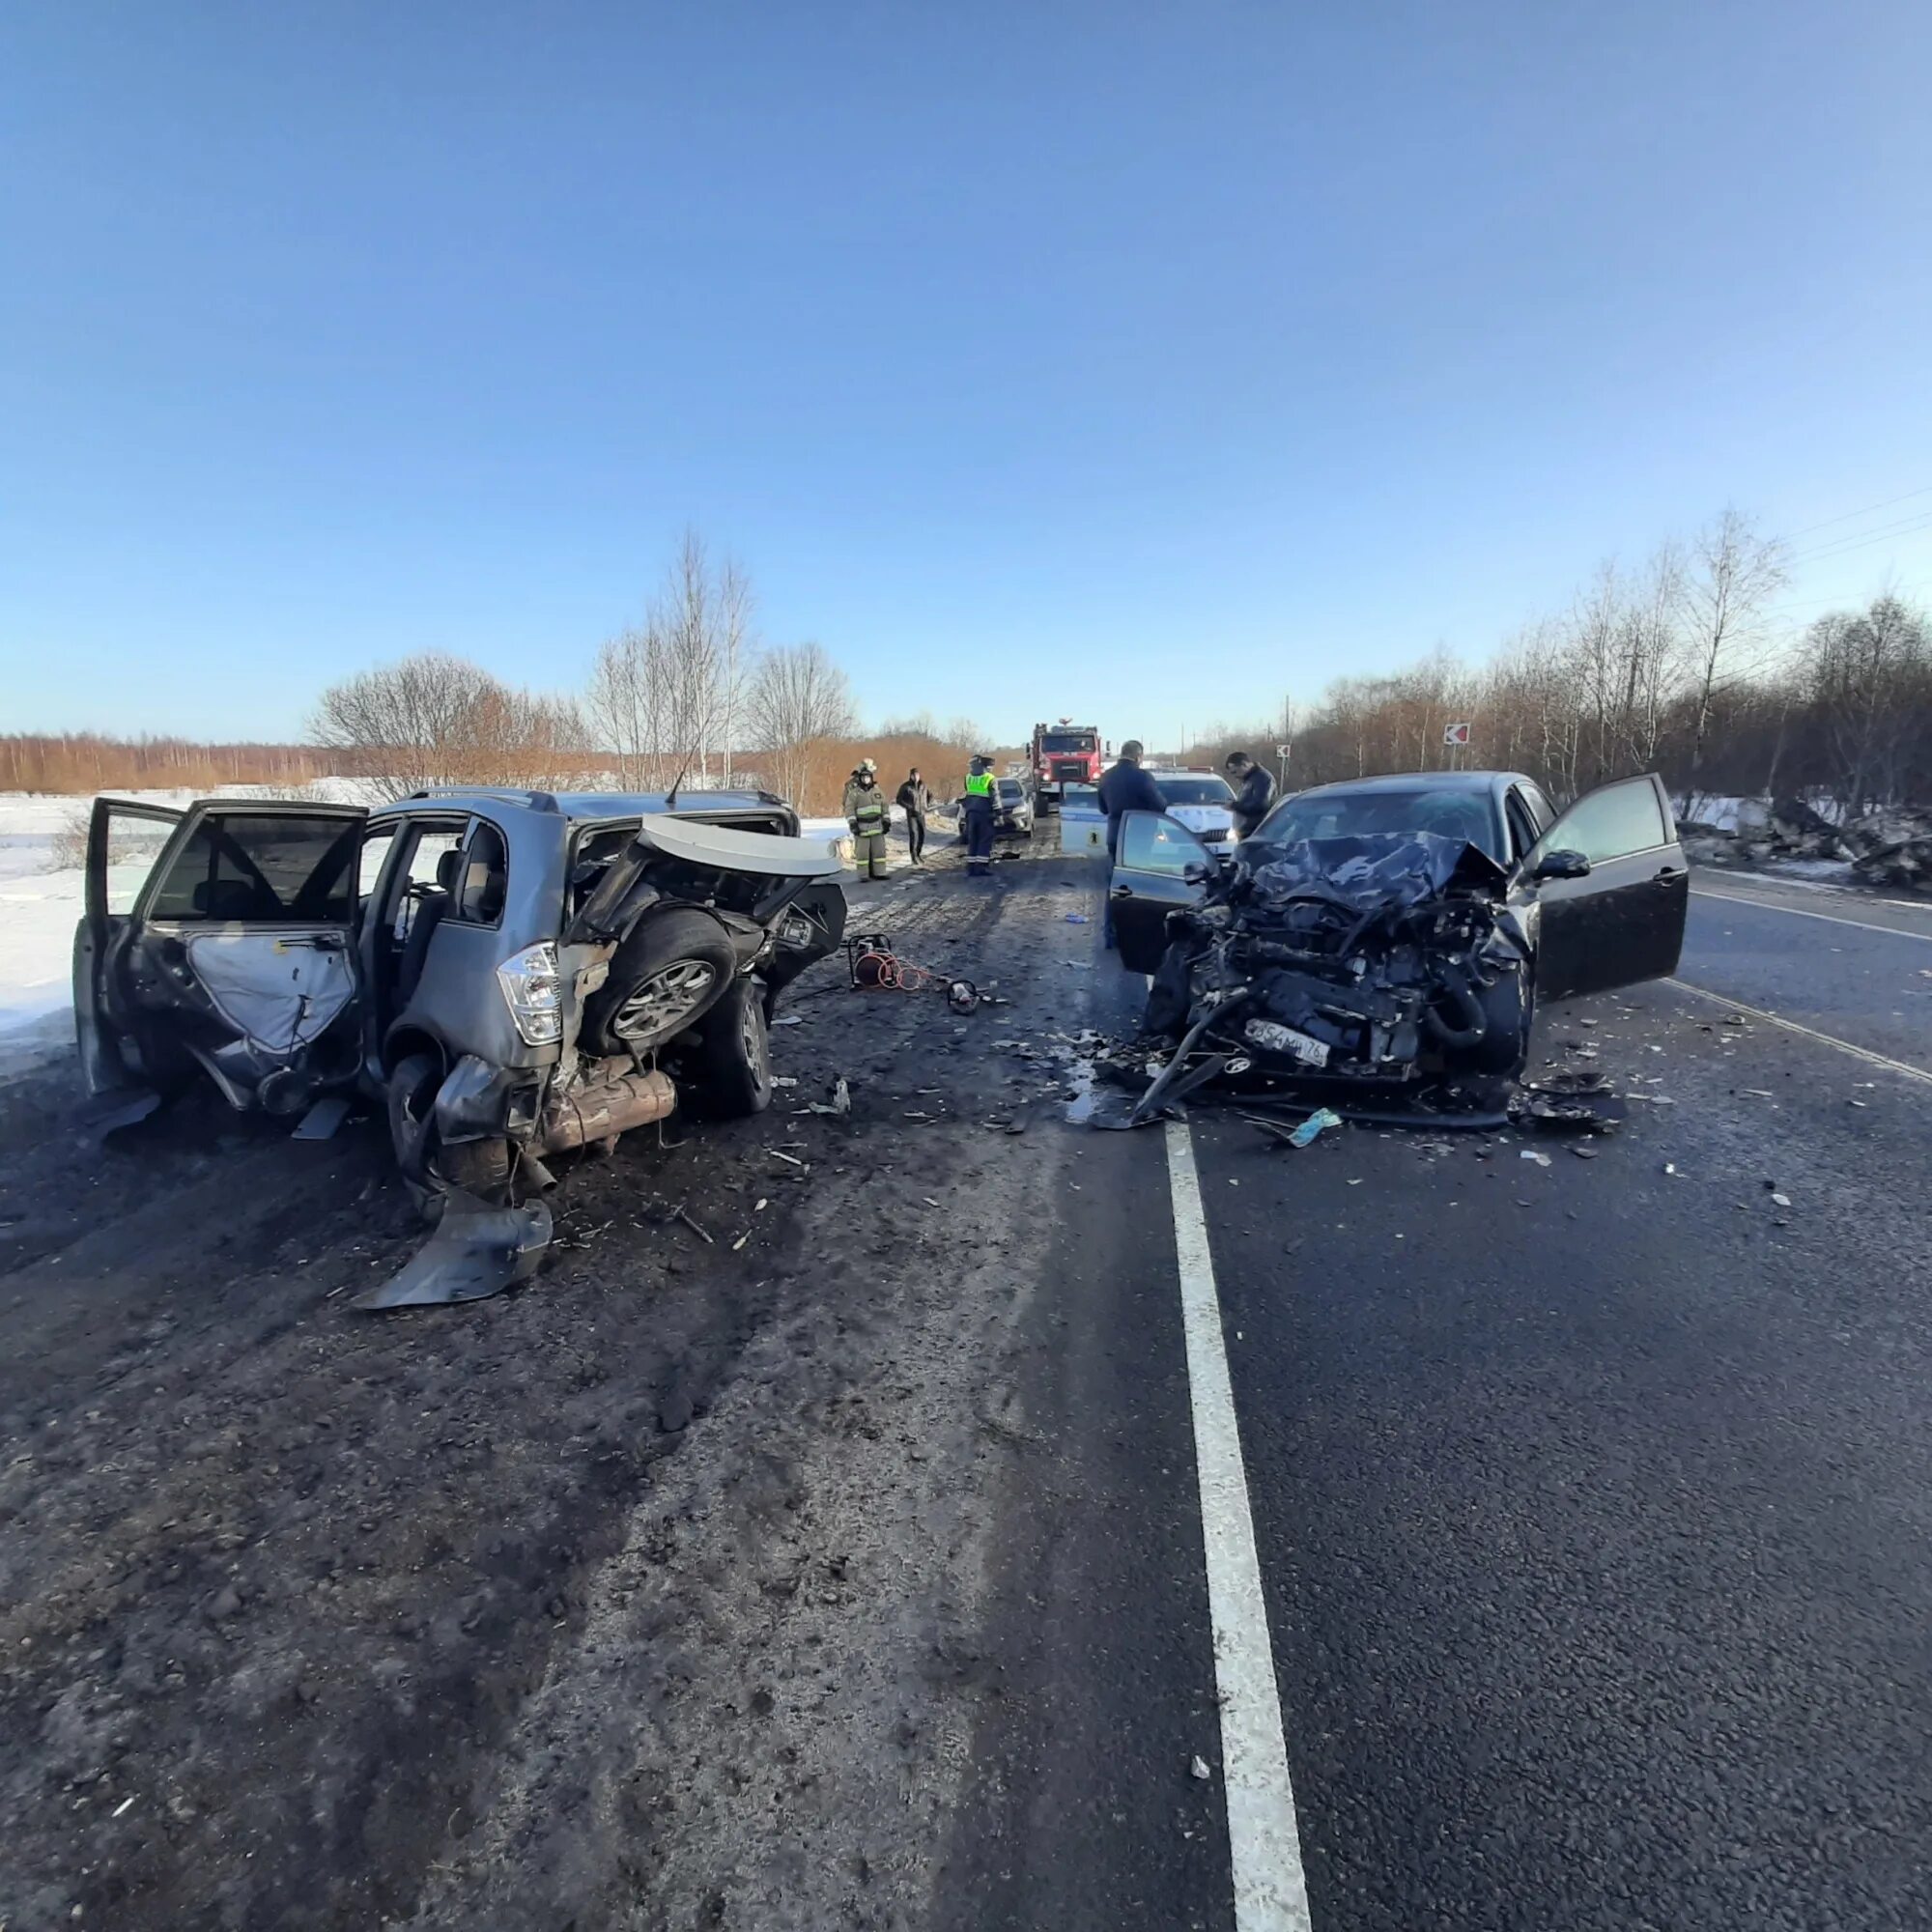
[146, 813, 361, 923]
[1063, 783, 1100, 810]
[1545, 777, 1668, 864]
[1156, 777, 1235, 807]
[1504, 789, 1541, 861]
[1119, 812, 1199, 875]
[454, 821, 507, 923]
[405, 828, 464, 890]
[998, 781, 1023, 800]
[1255, 785, 1503, 860]
[357, 824, 397, 898]
[1521, 782, 1556, 832]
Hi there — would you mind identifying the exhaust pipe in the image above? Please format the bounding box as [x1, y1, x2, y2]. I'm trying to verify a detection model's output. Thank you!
[537, 1068, 676, 1152]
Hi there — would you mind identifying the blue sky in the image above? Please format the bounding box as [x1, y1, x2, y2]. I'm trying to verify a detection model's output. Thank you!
[3, 1, 1929, 746]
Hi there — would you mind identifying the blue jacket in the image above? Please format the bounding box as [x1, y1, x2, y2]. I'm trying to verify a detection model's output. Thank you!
[1232, 763, 1277, 836]
[1097, 760, 1168, 854]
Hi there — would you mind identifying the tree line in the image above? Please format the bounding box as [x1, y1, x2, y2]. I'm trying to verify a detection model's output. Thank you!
[1185, 509, 1932, 818]
[310, 531, 998, 813]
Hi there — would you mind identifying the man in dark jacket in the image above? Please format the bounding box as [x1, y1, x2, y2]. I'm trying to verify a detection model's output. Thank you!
[1224, 751, 1277, 838]
[1095, 740, 1167, 948]
[895, 768, 930, 865]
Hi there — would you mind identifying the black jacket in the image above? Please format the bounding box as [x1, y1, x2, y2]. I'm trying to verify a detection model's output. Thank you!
[1096, 760, 1168, 853]
[895, 780, 927, 814]
[1232, 763, 1277, 836]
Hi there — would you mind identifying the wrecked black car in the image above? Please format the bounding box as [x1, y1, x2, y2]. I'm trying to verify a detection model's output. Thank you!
[73, 786, 846, 1193]
[1110, 770, 1689, 1090]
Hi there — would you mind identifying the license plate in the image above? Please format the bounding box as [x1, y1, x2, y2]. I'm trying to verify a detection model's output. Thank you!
[1244, 1018, 1329, 1067]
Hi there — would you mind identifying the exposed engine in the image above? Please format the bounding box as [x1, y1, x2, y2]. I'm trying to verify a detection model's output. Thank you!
[1145, 832, 1532, 1082]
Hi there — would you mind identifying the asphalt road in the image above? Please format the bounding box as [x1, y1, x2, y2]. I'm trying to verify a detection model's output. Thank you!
[949, 855, 1932, 1930]
[1676, 874, 1932, 1073]
[6, 839, 1930, 1929]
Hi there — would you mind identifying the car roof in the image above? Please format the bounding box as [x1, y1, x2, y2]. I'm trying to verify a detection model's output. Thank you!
[379, 786, 789, 823]
[1288, 770, 1528, 800]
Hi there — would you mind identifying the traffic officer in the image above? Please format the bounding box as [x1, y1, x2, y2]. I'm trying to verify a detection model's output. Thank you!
[961, 754, 997, 876]
[842, 758, 891, 881]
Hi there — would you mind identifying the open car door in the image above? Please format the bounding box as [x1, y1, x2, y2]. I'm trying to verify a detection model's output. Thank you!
[73, 798, 185, 1094]
[82, 800, 369, 1112]
[1520, 773, 1688, 1002]
[1109, 810, 1211, 974]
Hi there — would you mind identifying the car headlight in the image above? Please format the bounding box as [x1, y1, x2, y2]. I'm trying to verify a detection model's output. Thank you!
[497, 941, 563, 1045]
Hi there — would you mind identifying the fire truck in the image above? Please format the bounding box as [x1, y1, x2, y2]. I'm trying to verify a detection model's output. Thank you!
[1030, 720, 1104, 809]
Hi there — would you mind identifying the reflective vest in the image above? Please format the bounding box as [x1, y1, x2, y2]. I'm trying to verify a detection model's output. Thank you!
[964, 772, 994, 800]
[849, 782, 888, 835]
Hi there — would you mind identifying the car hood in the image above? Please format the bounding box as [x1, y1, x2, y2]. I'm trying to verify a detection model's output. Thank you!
[1238, 831, 1510, 912]
[630, 814, 846, 879]
[1168, 804, 1233, 834]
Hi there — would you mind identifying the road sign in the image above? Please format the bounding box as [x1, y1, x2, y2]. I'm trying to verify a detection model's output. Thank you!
[1275, 743, 1292, 759]
[1442, 721, 1472, 747]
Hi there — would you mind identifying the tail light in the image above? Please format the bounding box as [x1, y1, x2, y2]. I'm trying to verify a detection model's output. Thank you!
[497, 942, 563, 1045]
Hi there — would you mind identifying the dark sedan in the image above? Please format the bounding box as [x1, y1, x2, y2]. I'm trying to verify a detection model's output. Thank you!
[1107, 768, 1690, 1077]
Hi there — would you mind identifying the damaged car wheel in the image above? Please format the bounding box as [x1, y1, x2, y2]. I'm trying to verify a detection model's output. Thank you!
[686, 975, 774, 1119]
[582, 909, 738, 1055]
[386, 1053, 440, 1180]
[1450, 969, 1534, 1078]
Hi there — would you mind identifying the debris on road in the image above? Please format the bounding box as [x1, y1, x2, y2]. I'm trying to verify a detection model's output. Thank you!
[1286, 1106, 1344, 1149]
[354, 1193, 554, 1311]
[1520, 1150, 1551, 1166]
[1190, 1754, 1212, 1781]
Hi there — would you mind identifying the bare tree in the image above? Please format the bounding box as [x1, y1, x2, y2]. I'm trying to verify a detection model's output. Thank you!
[1682, 509, 1788, 797]
[1804, 593, 1932, 812]
[588, 622, 671, 788]
[310, 652, 502, 798]
[748, 641, 858, 803]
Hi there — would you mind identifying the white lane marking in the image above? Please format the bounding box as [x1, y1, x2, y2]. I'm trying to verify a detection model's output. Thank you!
[1164, 1118, 1313, 1932]
[1690, 887, 1932, 943]
[1669, 979, 1932, 1087]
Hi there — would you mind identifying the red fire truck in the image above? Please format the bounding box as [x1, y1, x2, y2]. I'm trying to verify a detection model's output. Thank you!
[1030, 721, 1104, 809]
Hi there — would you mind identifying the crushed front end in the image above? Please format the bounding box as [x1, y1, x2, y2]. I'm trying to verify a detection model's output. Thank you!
[1144, 832, 1533, 1090]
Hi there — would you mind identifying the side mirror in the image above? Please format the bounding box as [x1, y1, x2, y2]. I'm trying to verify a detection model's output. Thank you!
[1533, 848, 1591, 882]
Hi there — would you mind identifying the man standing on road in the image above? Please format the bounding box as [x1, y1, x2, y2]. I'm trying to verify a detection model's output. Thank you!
[961, 755, 997, 877]
[843, 759, 891, 882]
[1224, 750, 1277, 839]
[896, 767, 930, 866]
[1096, 739, 1166, 947]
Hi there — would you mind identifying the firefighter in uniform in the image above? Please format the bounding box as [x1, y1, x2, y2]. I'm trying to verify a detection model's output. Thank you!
[843, 758, 891, 881]
[961, 755, 997, 876]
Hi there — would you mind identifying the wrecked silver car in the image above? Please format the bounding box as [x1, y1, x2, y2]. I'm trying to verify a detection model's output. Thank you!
[1111, 770, 1689, 1092]
[73, 787, 846, 1194]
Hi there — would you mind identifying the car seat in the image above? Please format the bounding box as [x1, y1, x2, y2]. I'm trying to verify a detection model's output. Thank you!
[396, 847, 463, 1002]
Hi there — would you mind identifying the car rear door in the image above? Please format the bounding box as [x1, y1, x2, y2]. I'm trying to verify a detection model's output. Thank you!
[99, 802, 368, 1094]
[1109, 810, 1210, 973]
[73, 798, 185, 1093]
[1524, 774, 1688, 1001]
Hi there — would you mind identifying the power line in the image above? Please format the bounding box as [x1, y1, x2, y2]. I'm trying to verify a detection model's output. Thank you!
[1789, 513, 1932, 568]
[1785, 484, 1932, 541]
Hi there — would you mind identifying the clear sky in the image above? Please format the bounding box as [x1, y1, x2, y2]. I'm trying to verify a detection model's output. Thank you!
[3, 2, 1929, 746]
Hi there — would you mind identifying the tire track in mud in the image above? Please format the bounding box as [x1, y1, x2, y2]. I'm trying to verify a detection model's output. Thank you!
[404, 851, 1097, 1930]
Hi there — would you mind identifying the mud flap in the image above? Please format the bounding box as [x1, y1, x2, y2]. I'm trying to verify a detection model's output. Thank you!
[353, 1192, 553, 1311]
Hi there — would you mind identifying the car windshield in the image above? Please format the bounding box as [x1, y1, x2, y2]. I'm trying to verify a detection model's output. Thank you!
[1041, 732, 1093, 753]
[1062, 783, 1099, 810]
[1156, 776, 1234, 807]
[1253, 784, 1502, 860]
[998, 781, 1024, 800]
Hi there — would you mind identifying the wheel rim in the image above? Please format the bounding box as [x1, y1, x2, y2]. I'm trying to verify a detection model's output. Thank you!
[612, 960, 719, 1041]
[740, 990, 768, 1080]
